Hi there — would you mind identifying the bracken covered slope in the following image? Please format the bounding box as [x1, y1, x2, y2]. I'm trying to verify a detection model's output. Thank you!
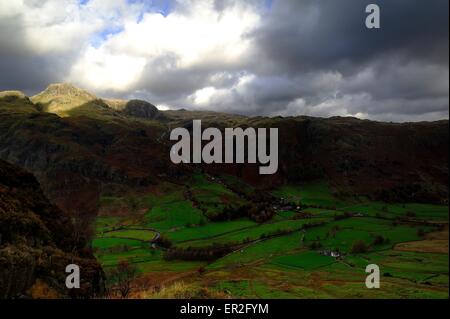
[0, 159, 104, 298]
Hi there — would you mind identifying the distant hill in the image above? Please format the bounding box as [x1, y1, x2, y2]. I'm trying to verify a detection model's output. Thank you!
[31, 83, 105, 116]
[28, 83, 162, 121]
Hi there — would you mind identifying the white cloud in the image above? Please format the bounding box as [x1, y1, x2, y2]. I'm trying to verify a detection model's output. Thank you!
[189, 86, 219, 106]
[188, 73, 256, 109]
[68, 0, 261, 92]
[5, 0, 143, 54]
[278, 94, 368, 119]
[68, 47, 147, 91]
[0, 0, 24, 17]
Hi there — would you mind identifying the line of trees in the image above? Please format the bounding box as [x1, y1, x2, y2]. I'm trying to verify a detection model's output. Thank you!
[164, 244, 235, 261]
[208, 202, 276, 223]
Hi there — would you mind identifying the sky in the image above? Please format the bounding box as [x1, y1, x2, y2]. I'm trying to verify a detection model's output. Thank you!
[0, 0, 448, 122]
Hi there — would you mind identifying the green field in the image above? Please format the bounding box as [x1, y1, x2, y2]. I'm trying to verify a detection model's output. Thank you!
[93, 237, 143, 250]
[273, 251, 336, 270]
[105, 229, 157, 241]
[92, 177, 449, 299]
[146, 201, 207, 231]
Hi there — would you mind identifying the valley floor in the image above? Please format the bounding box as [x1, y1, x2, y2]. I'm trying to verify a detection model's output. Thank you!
[92, 175, 449, 299]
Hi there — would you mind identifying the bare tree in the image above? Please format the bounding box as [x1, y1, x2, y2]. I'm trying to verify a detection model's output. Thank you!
[109, 260, 138, 298]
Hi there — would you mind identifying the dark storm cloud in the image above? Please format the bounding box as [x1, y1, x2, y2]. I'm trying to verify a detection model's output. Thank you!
[0, 14, 74, 94]
[253, 0, 449, 73]
[228, 0, 449, 120]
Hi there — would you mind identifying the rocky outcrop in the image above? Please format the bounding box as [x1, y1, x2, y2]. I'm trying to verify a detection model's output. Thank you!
[104, 98, 162, 120]
[0, 159, 104, 299]
[122, 100, 159, 119]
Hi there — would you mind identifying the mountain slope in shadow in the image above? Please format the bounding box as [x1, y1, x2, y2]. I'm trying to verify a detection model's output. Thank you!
[0, 159, 104, 298]
[0, 84, 448, 214]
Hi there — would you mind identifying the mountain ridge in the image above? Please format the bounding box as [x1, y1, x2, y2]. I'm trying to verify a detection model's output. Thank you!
[3, 83, 449, 124]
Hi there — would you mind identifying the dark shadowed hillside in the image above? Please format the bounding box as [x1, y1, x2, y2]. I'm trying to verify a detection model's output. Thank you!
[168, 115, 448, 204]
[0, 159, 104, 298]
[0, 87, 173, 232]
[0, 84, 448, 219]
[226, 116, 449, 204]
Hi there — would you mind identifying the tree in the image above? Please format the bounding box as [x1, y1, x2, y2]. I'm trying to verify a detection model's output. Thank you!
[109, 260, 138, 298]
[417, 229, 426, 238]
[309, 241, 322, 250]
[372, 235, 386, 246]
[350, 240, 369, 254]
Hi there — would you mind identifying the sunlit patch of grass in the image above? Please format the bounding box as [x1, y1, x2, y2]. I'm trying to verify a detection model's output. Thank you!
[145, 201, 207, 232]
[272, 182, 348, 208]
[106, 229, 157, 241]
[273, 251, 336, 270]
[92, 237, 143, 250]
